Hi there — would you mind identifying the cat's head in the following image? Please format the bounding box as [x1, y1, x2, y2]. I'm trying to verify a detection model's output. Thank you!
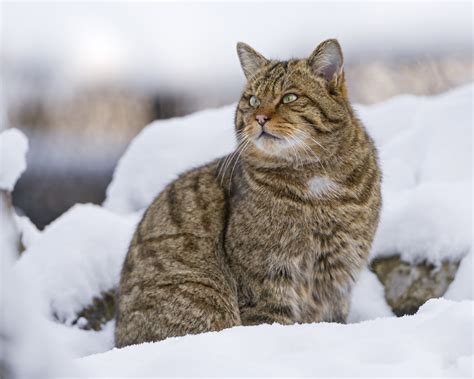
[235, 39, 353, 165]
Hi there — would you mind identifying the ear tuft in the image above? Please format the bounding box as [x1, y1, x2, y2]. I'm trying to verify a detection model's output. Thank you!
[236, 42, 269, 80]
[308, 39, 344, 84]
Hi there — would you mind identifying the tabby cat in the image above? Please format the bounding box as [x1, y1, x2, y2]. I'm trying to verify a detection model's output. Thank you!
[115, 39, 381, 347]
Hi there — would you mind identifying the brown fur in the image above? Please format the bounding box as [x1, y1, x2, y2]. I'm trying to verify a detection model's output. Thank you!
[115, 39, 381, 347]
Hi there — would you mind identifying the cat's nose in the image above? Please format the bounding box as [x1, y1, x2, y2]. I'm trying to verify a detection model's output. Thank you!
[256, 114, 270, 126]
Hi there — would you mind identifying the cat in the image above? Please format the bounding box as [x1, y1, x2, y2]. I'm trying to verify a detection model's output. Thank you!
[115, 39, 381, 347]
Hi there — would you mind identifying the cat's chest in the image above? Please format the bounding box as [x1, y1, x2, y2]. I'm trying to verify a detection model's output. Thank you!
[226, 173, 347, 268]
[227, 191, 342, 263]
[226, 188, 352, 322]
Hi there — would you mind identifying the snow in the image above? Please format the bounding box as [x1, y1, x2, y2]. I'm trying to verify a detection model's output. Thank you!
[14, 214, 41, 249]
[13, 203, 138, 327]
[444, 250, 474, 301]
[0, 124, 64, 377]
[348, 268, 393, 323]
[367, 84, 472, 264]
[76, 299, 472, 377]
[1, 204, 138, 377]
[0, 127, 31, 276]
[0, 193, 20, 268]
[2, 85, 473, 377]
[104, 106, 236, 213]
[371, 182, 472, 264]
[0, 128, 28, 191]
[1, 260, 65, 379]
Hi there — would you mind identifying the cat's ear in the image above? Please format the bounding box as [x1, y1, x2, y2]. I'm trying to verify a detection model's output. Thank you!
[308, 39, 344, 89]
[236, 42, 269, 80]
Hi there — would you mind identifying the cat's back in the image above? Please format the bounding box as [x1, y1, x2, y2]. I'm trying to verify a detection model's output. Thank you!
[122, 159, 228, 285]
[137, 159, 227, 239]
[115, 158, 241, 346]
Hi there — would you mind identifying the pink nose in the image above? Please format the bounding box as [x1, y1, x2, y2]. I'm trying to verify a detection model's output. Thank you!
[256, 114, 270, 126]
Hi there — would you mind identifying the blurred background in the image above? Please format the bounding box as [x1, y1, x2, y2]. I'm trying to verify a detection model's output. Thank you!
[1, 1, 472, 228]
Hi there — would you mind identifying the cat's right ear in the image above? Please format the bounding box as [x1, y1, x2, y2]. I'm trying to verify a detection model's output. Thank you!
[236, 42, 269, 81]
[308, 39, 344, 91]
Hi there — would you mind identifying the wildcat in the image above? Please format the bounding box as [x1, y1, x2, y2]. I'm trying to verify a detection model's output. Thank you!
[115, 39, 381, 347]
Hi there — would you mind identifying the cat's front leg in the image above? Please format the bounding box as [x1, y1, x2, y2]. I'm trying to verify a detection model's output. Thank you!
[239, 303, 296, 326]
[238, 284, 299, 326]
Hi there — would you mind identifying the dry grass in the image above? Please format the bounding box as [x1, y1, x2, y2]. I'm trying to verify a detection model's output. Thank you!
[347, 55, 473, 104]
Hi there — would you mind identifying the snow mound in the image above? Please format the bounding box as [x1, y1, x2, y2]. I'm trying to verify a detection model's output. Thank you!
[348, 268, 393, 322]
[104, 106, 236, 213]
[13, 204, 138, 326]
[363, 84, 473, 264]
[76, 299, 473, 377]
[2, 203, 139, 376]
[1, 257, 67, 378]
[371, 181, 472, 264]
[0, 128, 28, 191]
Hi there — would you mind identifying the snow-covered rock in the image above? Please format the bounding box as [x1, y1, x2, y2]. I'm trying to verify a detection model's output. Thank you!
[1, 203, 139, 378]
[366, 84, 472, 265]
[371, 256, 459, 316]
[75, 299, 472, 377]
[371, 182, 472, 265]
[13, 204, 138, 327]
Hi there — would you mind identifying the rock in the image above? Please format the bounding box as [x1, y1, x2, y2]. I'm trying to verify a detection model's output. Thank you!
[371, 255, 460, 316]
[73, 290, 116, 331]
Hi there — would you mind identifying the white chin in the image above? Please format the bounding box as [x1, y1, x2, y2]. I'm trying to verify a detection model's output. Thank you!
[254, 136, 295, 157]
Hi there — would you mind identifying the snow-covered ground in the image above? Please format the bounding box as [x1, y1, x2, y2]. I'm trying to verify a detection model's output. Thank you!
[75, 299, 474, 377]
[1, 84, 472, 377]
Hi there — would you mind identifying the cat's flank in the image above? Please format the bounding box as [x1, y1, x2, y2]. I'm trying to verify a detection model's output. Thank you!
[115, 39, 381, 347]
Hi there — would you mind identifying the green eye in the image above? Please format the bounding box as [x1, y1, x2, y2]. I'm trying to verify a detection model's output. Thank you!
[282, 93, 298, 104]
[249, 96, 260, 108]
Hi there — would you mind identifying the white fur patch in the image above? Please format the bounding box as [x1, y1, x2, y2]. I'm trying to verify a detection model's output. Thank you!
[307, 176, 339, 198]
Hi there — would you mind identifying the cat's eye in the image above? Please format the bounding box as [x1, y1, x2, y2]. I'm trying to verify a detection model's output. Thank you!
[282, 93, 298, 104]
[249, 96, 260, 108]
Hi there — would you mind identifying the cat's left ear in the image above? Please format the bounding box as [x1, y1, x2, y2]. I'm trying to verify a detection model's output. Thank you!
[308, 39, 345, 90]
[237, 42, 269, 80]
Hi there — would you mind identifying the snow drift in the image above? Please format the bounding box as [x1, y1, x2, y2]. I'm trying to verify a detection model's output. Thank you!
[77, 299, 473, 377]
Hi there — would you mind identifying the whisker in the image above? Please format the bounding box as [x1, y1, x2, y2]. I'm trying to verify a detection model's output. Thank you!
[227, 138, 251, 192]
[218, 136, 247, 185]
[307, 135, 331, 154]
[221, 145, 244, 185]
[280, 131, 304, 167]
[279, 130, 331, 176]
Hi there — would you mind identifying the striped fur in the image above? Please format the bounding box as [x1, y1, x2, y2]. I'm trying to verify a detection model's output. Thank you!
[115, 39, 381, 347]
